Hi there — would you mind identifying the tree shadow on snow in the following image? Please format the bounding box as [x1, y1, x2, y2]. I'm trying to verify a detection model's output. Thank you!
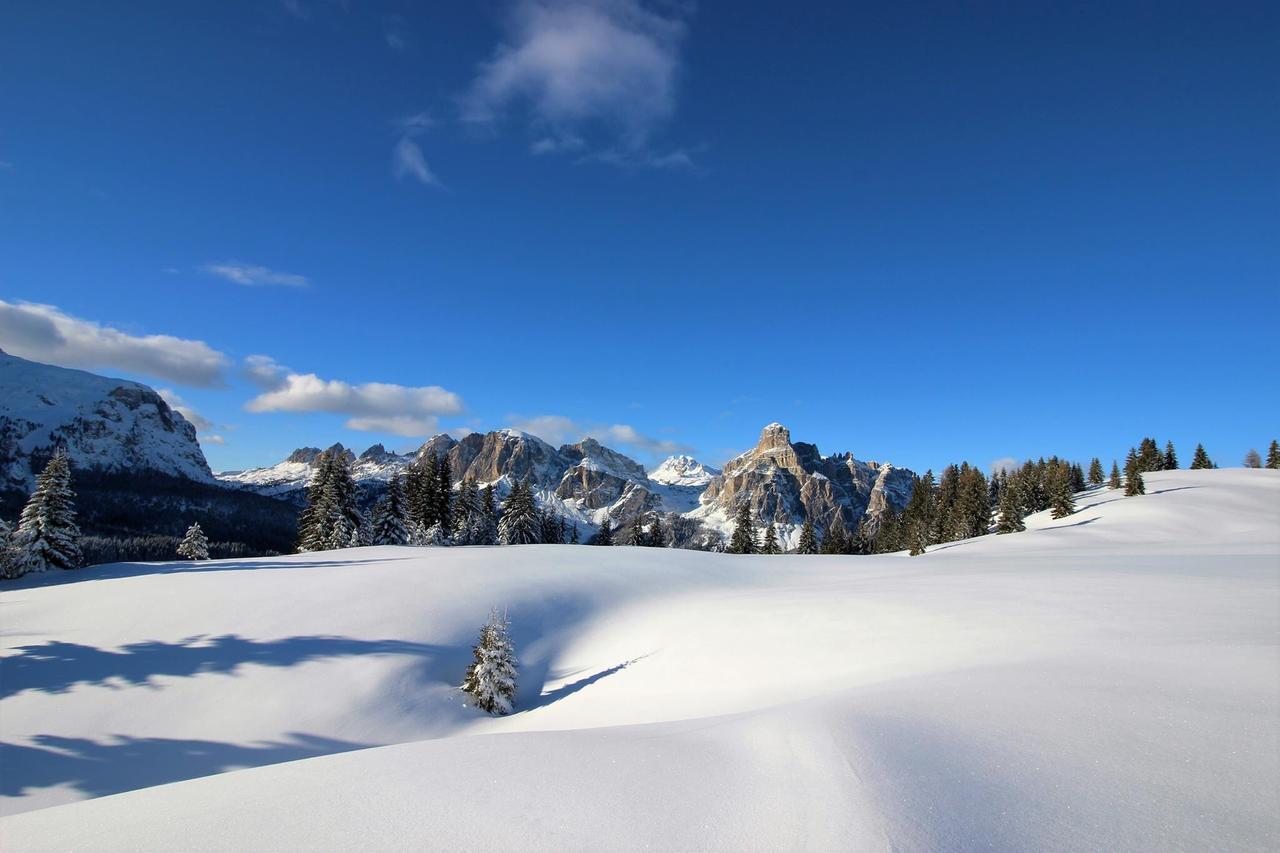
[0, 732, 374, 805]
[4, 556, 422, 590]
[525, 654, 653, 711]
[0, 635, 445, 700]
[1045, 516, 1101, 529]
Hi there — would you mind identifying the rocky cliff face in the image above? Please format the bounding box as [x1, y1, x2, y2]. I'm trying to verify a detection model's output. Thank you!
[0, 350, 214, 489]
[695, 423, 914, 538]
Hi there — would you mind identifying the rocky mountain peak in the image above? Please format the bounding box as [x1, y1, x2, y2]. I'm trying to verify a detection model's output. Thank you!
[649, 454, 721, 487]
[285, 447, 322, 465]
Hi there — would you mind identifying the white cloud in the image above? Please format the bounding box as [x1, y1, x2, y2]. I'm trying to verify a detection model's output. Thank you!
[156, 388, 214, 432]
[203, 434, 227, 445]
[991, 456, 1020, 475]
[202, 262, 309, 288]
[507, 413, 692, 457]
[0, 299, 228, 387]
[243, 354, 290, 390]
[461, 0, 689, 160]
[245, 367, 464, 438]
[392, 136, 442, 187]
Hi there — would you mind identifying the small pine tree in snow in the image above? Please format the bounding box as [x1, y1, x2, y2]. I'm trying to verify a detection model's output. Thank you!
[1108, 460, 1122, 489]
[646, 512, 666, 547]
[176, 521, 209, 560]
[1267, 440, 1280, 470]
[1190, 443, 1213, 470]
[761, 523, 780, 555]
[1243, 448, 1262, 469]
[461, 608, 518, 716]
[1163, 441, 1178, 470]
[797, 518, 818, 554]
[1087, 458, 1105, 486]
[423, 522, 449, 546]
[15, 449, 82, 572]
[594, 518, 614, 546]
[728, 502, 757, 554]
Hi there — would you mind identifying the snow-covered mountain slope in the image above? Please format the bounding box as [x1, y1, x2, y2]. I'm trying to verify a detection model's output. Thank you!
[2, 469, 1277, 850]
[0, 350, 213, 489]
[648, 454, 721, 487]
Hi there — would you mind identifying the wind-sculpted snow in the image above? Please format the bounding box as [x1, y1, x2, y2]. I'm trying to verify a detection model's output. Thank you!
[5, 469, 1273, 849]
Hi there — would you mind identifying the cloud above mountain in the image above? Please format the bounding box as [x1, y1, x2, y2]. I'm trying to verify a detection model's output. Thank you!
[244, 357, 464, 437]
[0, 299, 228, 387]
[507, 413, 692, 457]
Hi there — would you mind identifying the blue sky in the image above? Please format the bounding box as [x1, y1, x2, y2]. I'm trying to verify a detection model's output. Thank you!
[2, 1, 1276, 474]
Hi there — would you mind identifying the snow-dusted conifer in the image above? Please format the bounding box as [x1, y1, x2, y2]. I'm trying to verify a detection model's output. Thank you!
[1124, 450, 1146, 496]
[0, 517, 20, 580]
[498, 479, 539, 545]
[761, 523, 780, 554]
[1243, 448, 1262, 469]
[1087, 458, 1105, 486]
[1267, 440, 1280, 470]
[15, 449, 82, 572]
[626, 513, 647, 546]
[423, 522, 449, 546]
[1163, 441, 1178, 470]
[372, 475, 409, 545]
[797, 518, 818, 554]
[461, 608, 518, 715]
[728, 502, 756, 554]
[1108, 460, 1122, 489]
[1049, 464, 1075, 519]
[594, 517, 614, 546]
[177, 521, 209, 560]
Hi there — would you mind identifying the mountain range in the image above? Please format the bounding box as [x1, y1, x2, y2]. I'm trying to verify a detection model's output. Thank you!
[0, 351, 917, 550]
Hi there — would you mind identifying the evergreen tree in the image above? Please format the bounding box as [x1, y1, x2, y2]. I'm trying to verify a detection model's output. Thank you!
[433, 454, 453, 534]
[797, 517, 819, 554]
[539, 509, 563, 544]
[1163, 441, 1178, 470]
[1049, 463, 1075, 519]
[1190, 443, 1213, 470]
[626, 512, 648, 546]
[14, 449, 82, 572]
[1137, 438, 1164, 472]
[595, 517, 614, 546]
[475, 484, 499, 545]
[728, 502, 757, 554]
[570, 523, 580, 544]
[1124, 451, 1146, 496]
[372, 475, 410, 545]
[449, 478, 480, 545]
[1108, 460, 1122, 489]
[1, 517, 21, 579]
[996, 479, 1025, 533]
[874, 510, 902, 553]
[176, 521, 209, 560]
[405, 453, 438, 530]
[821, 518, 850, 555]
[1070, 462, 1087, 494]
[761, 523, 780, 555]
[1087, 458, 1105, 486]
[1267, 440, 1280, 470]
[498, 479, 540, 545]
[461, 608, 518, 716]
[902, 470, 937, 555]
[646, 511, 666, 547]
[1243, 448, 1262, 469]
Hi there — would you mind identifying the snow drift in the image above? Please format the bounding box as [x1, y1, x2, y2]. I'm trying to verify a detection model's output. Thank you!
[1, 469, 1276, 850]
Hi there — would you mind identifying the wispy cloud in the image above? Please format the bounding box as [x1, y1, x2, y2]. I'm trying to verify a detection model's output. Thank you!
[991, 456, 1019, 475]
[0, 299, 228, 387]
[202, 262, 309, 288]
[244, 359, 464, 438]
[461, 0, 692, 166]
[393, 136, 442, 187]
[507, 413, 693, 457]
[383, 14, 409, 50]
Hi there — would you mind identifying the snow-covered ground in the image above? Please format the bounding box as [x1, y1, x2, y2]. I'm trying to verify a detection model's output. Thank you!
[1, 469, 1277, 850]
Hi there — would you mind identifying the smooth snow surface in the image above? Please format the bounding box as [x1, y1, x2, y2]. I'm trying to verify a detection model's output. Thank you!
[1, 469, 1277, 850]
